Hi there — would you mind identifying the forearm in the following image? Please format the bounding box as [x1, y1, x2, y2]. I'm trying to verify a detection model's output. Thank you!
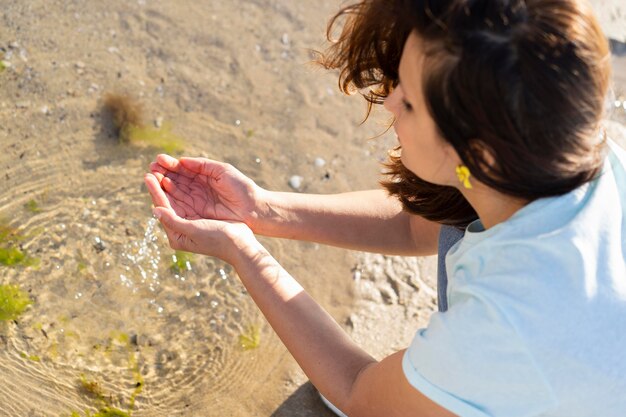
[252, 189, 440, 256]
[233, 241, 376, 409]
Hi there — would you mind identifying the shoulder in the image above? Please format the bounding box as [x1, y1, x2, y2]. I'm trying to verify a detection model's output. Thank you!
[404, 292, 557, 417]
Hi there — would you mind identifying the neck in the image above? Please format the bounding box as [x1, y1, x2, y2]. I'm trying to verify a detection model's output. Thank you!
[461, 183, 529, 230]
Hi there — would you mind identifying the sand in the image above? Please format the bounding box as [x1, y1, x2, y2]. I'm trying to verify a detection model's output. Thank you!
[0, 0, 625, 416]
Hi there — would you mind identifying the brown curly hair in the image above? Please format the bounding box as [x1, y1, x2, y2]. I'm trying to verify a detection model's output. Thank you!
[319, 0, 611, 228]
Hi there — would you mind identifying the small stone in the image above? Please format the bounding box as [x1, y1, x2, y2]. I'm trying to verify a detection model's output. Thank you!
[75, 61, 85, 69]
[93, 236, 106, 253]
[235, 119, 241, 126]
[8, 41, 19, 49]
[314, 157, 326, 168]
[15, 101, 30, 109]
[254, 157, 261, 164]
[40, 105, 50, 115]
[281, 33, 290, 45]
[107, 46, 120, 54]
[288, 175, 303, 190]
[154, 116, 163, 128]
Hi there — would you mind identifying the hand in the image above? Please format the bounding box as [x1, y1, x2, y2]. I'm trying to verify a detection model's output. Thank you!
[145, 172, 261, 266]
[148, 154, 266, 228]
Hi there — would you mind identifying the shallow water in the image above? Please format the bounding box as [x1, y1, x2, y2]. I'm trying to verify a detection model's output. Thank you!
[0, 0, 388, 415]
[0, 180, 268, 415]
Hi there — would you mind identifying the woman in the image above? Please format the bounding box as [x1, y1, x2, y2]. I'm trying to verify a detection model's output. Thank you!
[145, 0, 626, 415]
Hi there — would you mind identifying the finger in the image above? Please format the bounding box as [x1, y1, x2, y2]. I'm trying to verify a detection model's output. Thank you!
[150, 162, 169, 176]
[152, 171, 165, 183]
[153, 207, 195, 237]
[144, 173, 173, 210]
[156, 154, 198, 179]
[179, 157, 231, 177]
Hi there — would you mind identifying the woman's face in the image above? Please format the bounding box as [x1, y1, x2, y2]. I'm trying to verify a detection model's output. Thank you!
[384, 32, 460, 188]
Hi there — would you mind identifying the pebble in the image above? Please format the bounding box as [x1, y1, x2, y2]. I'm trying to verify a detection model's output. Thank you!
[93, 236, 106, 253]
[154, 116, 163, 128]
[15, 101, 30, 109]
[8, 41, 19, 49]
[107, 46, 120, 54]
[40, 105, 50, 115]
[288, 175, 303, 190]
[314, 157, 326, 168]
[281, 33, 290, 46]
[75, 61, 85, 69]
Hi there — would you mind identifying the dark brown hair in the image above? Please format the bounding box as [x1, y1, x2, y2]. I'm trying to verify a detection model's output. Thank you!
[319, 0, 611, 228]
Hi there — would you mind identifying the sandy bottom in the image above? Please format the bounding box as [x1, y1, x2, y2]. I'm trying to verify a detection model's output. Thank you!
[0, 1, 625, 416]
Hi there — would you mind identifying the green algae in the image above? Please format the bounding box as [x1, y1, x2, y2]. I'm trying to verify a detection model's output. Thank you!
[125, 123, 184, 154]
[24, 199, 41, 213]
[20, 352, 41, 362]
[92, 408, 131, 417]
[0, 220, 20, 242]
[76, 250, 90, 274]
[0, 218, 39, 267]
[80, 374, 106, 401]
[0, 284, 32, 321]
[0, 246, 38, 267]
[102, 93, 184, 154]
[239, 325, 261, 350]
[0, 246, 26, 266]
[170, 250, 193, 273]
[66, 407, 130, 417]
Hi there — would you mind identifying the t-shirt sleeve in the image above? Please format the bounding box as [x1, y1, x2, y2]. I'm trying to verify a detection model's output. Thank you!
[403, 290, 557, 417]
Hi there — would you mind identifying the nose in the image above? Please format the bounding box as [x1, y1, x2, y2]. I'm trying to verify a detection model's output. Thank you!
[384, 85, 402, 117]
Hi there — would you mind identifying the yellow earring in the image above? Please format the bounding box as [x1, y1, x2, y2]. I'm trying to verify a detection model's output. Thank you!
[456, 165, 473, 189]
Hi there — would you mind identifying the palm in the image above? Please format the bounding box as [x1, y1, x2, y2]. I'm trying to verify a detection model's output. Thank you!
[148, 155, 256, 224]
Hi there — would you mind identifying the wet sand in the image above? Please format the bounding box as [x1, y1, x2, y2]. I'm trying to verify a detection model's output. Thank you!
[0, 1, 625, 416]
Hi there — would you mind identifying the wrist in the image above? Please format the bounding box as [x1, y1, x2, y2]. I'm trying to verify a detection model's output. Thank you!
[229, 234, 274, 273]
[247, 187, 277, 235]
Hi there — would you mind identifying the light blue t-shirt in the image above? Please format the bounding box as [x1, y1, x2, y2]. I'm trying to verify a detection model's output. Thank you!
[403, 139, 626, 417]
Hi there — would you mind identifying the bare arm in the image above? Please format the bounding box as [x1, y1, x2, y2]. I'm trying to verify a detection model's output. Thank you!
[252, 189, 441, 256]
[150, 155, 441, 257]
[147, 173, 455, 417]
[230, 241, 455, 417]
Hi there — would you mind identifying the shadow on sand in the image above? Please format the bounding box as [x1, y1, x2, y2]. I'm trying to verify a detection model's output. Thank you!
[271, 382, 338, 417]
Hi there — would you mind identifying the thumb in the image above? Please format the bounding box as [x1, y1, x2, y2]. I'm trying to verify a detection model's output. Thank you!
[153, 207, 194, 236]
